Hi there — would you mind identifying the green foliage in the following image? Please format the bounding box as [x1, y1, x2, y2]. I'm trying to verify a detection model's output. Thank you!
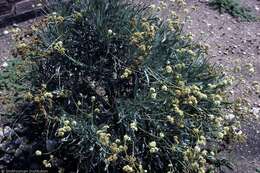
[209, 0, 255, 21]
[0, 0, 244, 172]
[0, 59, 30, 91]
[0, 59, 31, 117]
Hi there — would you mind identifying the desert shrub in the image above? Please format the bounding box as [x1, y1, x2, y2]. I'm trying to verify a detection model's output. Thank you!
[209, 0, 255, 21]
[0, 0, 245, 172]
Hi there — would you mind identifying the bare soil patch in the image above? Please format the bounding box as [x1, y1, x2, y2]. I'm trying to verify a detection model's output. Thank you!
[182, 0, 260, 172]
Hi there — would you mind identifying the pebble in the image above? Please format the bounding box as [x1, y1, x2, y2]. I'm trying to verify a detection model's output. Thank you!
[3, 30, 9, 35]
[1, 62, 8, 68]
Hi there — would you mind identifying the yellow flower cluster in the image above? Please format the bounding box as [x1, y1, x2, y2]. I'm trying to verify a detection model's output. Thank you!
[35, 150, 42, 156]
[176, 85, 207, 105]
[56, 120, 72, 137]
[165, 65, 173, 74]
[176, 48, 196, 57]
[121, 68, 132, 79]
[183, 146, 207, 173]
[123, 165, 134, 173]
[72, 11, 83, 21]
[149, 141, 159, 153]
[211, 94, 223, 106]
[106, 142, 125, 162]
[167, 115, 175, 124]
[43, 160, 52, 168]
[42, 155, 54, 168]
[167, 18, 180, 31]
[186, 95, 198, 105]
[130, 121, 138, 131]
[130, 18, 155, 56]
[97, 126, 111, 146]
[48, 13, 64, 23]
[54, 41, 66, 55]
[33, 92, 52, 103]
[172, 104, 184, 117]
[16, 42, 30, 56]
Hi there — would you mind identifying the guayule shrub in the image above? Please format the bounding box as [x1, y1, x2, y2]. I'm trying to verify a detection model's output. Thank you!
[0, 0, 245, 172]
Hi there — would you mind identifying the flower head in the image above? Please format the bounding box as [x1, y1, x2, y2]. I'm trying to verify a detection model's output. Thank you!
[35, 150, 42, 156]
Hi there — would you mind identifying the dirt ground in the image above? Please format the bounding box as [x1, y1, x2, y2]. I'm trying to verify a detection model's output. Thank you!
[1, 0, 260, 172]
[0, 27, 12, 67]
[180, 1, 260, 172]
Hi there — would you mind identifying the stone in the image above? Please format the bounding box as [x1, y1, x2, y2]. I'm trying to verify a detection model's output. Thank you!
[15, 0, 36, 15]
[0, 0, 11, 15]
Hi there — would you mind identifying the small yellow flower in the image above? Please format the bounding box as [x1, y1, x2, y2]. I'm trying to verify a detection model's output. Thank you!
[149, 141, 159, 153]
[159, 132, 165, 138]
[149, 141, 157, 148]
[94, 108, 100, 113]
[44, 92, 53, 98]
[54, 41, 65, 55]
[197, 135, 206, 145]
[193, 128, 199, 134]
[130, 122, 138, 131]
[161, 85, 168, 91]
[223, 127, 230, 134]
[108, 29, 113, 35]
[91, 96, 96, 102]
[121, 68, 132, 79]
[165, 65, 173, 73]
[166, 115, 175, 124]
[149, 87, 156, 93]
[124, 134, 131, 141]
[107, 154, 118, 162]
[194, 145, 201, 153]
[43, 160, 52, 168]
[123, 165, 134, 173]
[99, 132, 111, 145]
[63, 125, 72, 132]
[77, 100, 82, 106]
[35, 150, 42, 156]
[151, 92, 157, 99]
[64, 120, 70, 125]
[201, 150, 207, 156]
[71, 120, 77, 126]
[149, 147, 159, 153]
[217, 132, 224, 139]
[45, 163, 52, 168]
[57, 131, 65, 137]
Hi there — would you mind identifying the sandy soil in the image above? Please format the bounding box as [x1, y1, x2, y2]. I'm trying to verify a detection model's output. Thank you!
[0, 28, 12, 67]
[181, 0, 260, 172]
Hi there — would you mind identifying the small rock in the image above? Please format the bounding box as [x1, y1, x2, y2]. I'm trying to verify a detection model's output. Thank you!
[0, 154, 14, 164]
[1, 62, 8, 68]
[252, 107, 260, 119]
[3, 30, 9, 35]
[3, 126, 14, 137]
